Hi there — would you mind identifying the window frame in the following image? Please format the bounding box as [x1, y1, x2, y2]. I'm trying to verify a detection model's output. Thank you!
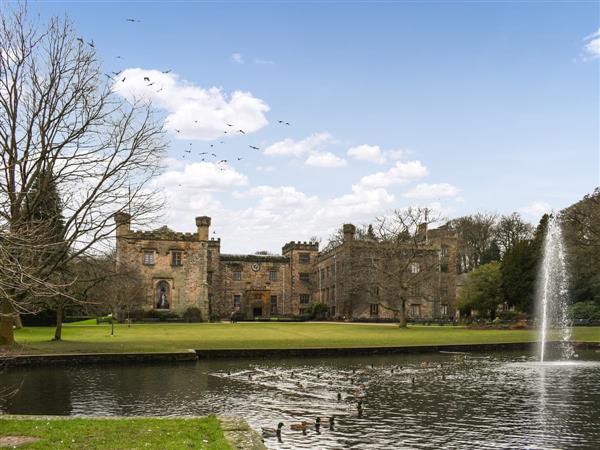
[299, 272, 310, 283]
[233, 294, 241, 308]
[298, 252, 310, 264]
[143, 250, 155, 266]
[369, 303, 379, 316]
[409, 262, 420, 274]
[171, 250, 183, 267]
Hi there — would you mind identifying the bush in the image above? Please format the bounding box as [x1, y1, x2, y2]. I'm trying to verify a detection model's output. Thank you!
[183, 307, 203, 322]
[570, 301, 600, 321]
[144, 309, 179, 321]
[308, 303, 329, 320]
[497, 310, 525, 323]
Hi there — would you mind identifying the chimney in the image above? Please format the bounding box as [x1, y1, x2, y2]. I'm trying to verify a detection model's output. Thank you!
[113, 212, 131, 237]
[196, 216, 211, 241]
[343, 224, 356, 242]
[417, 222, 428, 242]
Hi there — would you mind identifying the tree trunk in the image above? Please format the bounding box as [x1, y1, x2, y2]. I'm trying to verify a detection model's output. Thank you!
[53, 303, 63, 341]
[14, 314, 23, 329]
[398, 298, 407, 328]
[0, 300, 16, 345]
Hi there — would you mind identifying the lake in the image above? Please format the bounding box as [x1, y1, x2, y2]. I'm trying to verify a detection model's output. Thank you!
[2, 350, 600, 449]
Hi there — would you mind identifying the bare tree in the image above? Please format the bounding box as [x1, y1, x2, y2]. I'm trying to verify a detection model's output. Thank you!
[448, 212, 498, 273]
[340, 208, 441, 327]
[92, 257, 146, 335]
[0, 4, 166, 344]
[495, 212, 534, 256]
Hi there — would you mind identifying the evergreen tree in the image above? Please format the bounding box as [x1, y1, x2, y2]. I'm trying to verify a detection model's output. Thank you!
[24, 171, 69, 339]
[500, 214, 549, 316]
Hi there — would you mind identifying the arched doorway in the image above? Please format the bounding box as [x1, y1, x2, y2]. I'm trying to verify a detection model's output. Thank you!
[156, 280, 171, 309]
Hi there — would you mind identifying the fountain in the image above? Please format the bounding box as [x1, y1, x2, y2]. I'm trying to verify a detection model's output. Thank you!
[538, 215, 573, 363]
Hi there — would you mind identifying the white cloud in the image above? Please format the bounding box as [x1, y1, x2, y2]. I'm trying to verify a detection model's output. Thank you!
[347, 145, 411, 164]
[584, 29, 600, 58]
[347, 145, 386, 164]
[264, 133, 334, 157]
[231, 53, 244, 64]
[358, 160, 428, 189]
[520, 201, 551, 218]
[263, 133, 346, 168]
[403, 183, 461, 199]
[305, 152, 347, 168]
[113, 68, 269, 140]
[255, 165, 276, 172]
[154, 162, 248, 192]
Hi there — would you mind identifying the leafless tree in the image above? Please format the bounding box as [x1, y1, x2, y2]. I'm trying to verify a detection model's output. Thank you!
[90, 253, 146, 335]
[448, 212, 498, 272]
[0, 4, 166, 344]
[495, 212, 534, 256]
[340, 208, 441, 327]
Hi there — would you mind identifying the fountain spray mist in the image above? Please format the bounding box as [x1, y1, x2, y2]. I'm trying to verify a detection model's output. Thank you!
[538, 215, 572, 362]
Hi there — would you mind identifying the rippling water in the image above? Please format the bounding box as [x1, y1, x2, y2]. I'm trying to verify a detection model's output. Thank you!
[2, 350, 600, 449]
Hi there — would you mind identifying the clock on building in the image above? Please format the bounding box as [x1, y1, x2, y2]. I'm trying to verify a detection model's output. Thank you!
[251, 263, 261, 272]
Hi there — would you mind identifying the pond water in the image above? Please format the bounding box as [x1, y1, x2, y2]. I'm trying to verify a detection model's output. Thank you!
[2, 350, 600, 449]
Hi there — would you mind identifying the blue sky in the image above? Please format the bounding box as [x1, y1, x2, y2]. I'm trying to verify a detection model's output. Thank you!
[29, 1, 599, 253]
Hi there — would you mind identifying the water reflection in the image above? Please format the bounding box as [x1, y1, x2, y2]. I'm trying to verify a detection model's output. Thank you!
[2, 351, 599, 449]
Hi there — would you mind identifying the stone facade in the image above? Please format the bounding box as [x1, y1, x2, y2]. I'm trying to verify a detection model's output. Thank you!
[114, 213, 211, 319]
[114, 214, 458, 321]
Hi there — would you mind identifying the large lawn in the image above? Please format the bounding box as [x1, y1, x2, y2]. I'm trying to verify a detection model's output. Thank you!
[0, 416, 231, 449]
[5, 322, 599, 355]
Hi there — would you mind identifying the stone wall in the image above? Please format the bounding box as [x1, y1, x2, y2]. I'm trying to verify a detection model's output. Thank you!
[282, 242, 319, 315]
[114, 214, 210, 319]
[211, 254, 291, 318]
[114, 214, 458, 322]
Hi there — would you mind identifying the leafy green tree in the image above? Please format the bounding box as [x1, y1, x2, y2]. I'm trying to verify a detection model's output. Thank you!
[562, 188, 600, 305]
[457, 262, 503, 320]
[501, 240, 537, 314]
[500, 214, 549, 315]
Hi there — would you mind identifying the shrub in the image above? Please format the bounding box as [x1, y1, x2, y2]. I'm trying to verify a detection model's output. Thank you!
[182, 307, 203, 322]
[497, 310, 526, 323]
[308, 303, 329, 320]
[570, 301, 600, 321]
[144, 309, 179, 321]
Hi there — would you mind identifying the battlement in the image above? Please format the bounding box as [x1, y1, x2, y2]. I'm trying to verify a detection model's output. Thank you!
[124, 226, 200, 242]
[282, 241, 319, 254]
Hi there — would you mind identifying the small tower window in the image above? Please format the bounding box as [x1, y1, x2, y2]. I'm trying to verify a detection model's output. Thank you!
[143, 251, 155, 265]
[171, 251, 183, 266]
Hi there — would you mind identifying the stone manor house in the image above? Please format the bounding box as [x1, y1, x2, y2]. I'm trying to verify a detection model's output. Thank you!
[114, 213, 458, 321]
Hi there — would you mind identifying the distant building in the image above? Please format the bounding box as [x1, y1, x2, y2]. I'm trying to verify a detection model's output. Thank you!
[114, 213, 458, 321]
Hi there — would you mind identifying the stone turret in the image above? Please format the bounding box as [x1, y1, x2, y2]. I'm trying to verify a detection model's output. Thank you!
[114, 212, 131, 237]
[196, 216, 211, 241]
[343, 224, 356, 242]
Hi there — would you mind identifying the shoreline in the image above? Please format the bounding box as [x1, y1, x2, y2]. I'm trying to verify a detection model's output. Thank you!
[2, 341, 598, 367]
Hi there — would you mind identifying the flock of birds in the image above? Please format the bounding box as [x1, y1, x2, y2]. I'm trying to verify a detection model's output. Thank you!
[73, 17, 296, 238]
[79, 18, 293, 183]
[220, 359, 452, 444]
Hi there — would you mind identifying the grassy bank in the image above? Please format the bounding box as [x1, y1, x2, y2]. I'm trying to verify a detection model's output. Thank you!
[5, 323, 599, 355]
[0, 416, 230, 449]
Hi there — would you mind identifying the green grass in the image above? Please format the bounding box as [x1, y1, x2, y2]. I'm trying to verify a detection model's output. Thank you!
[5, 322, 599, 355]
[0, 415, 230, 449]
